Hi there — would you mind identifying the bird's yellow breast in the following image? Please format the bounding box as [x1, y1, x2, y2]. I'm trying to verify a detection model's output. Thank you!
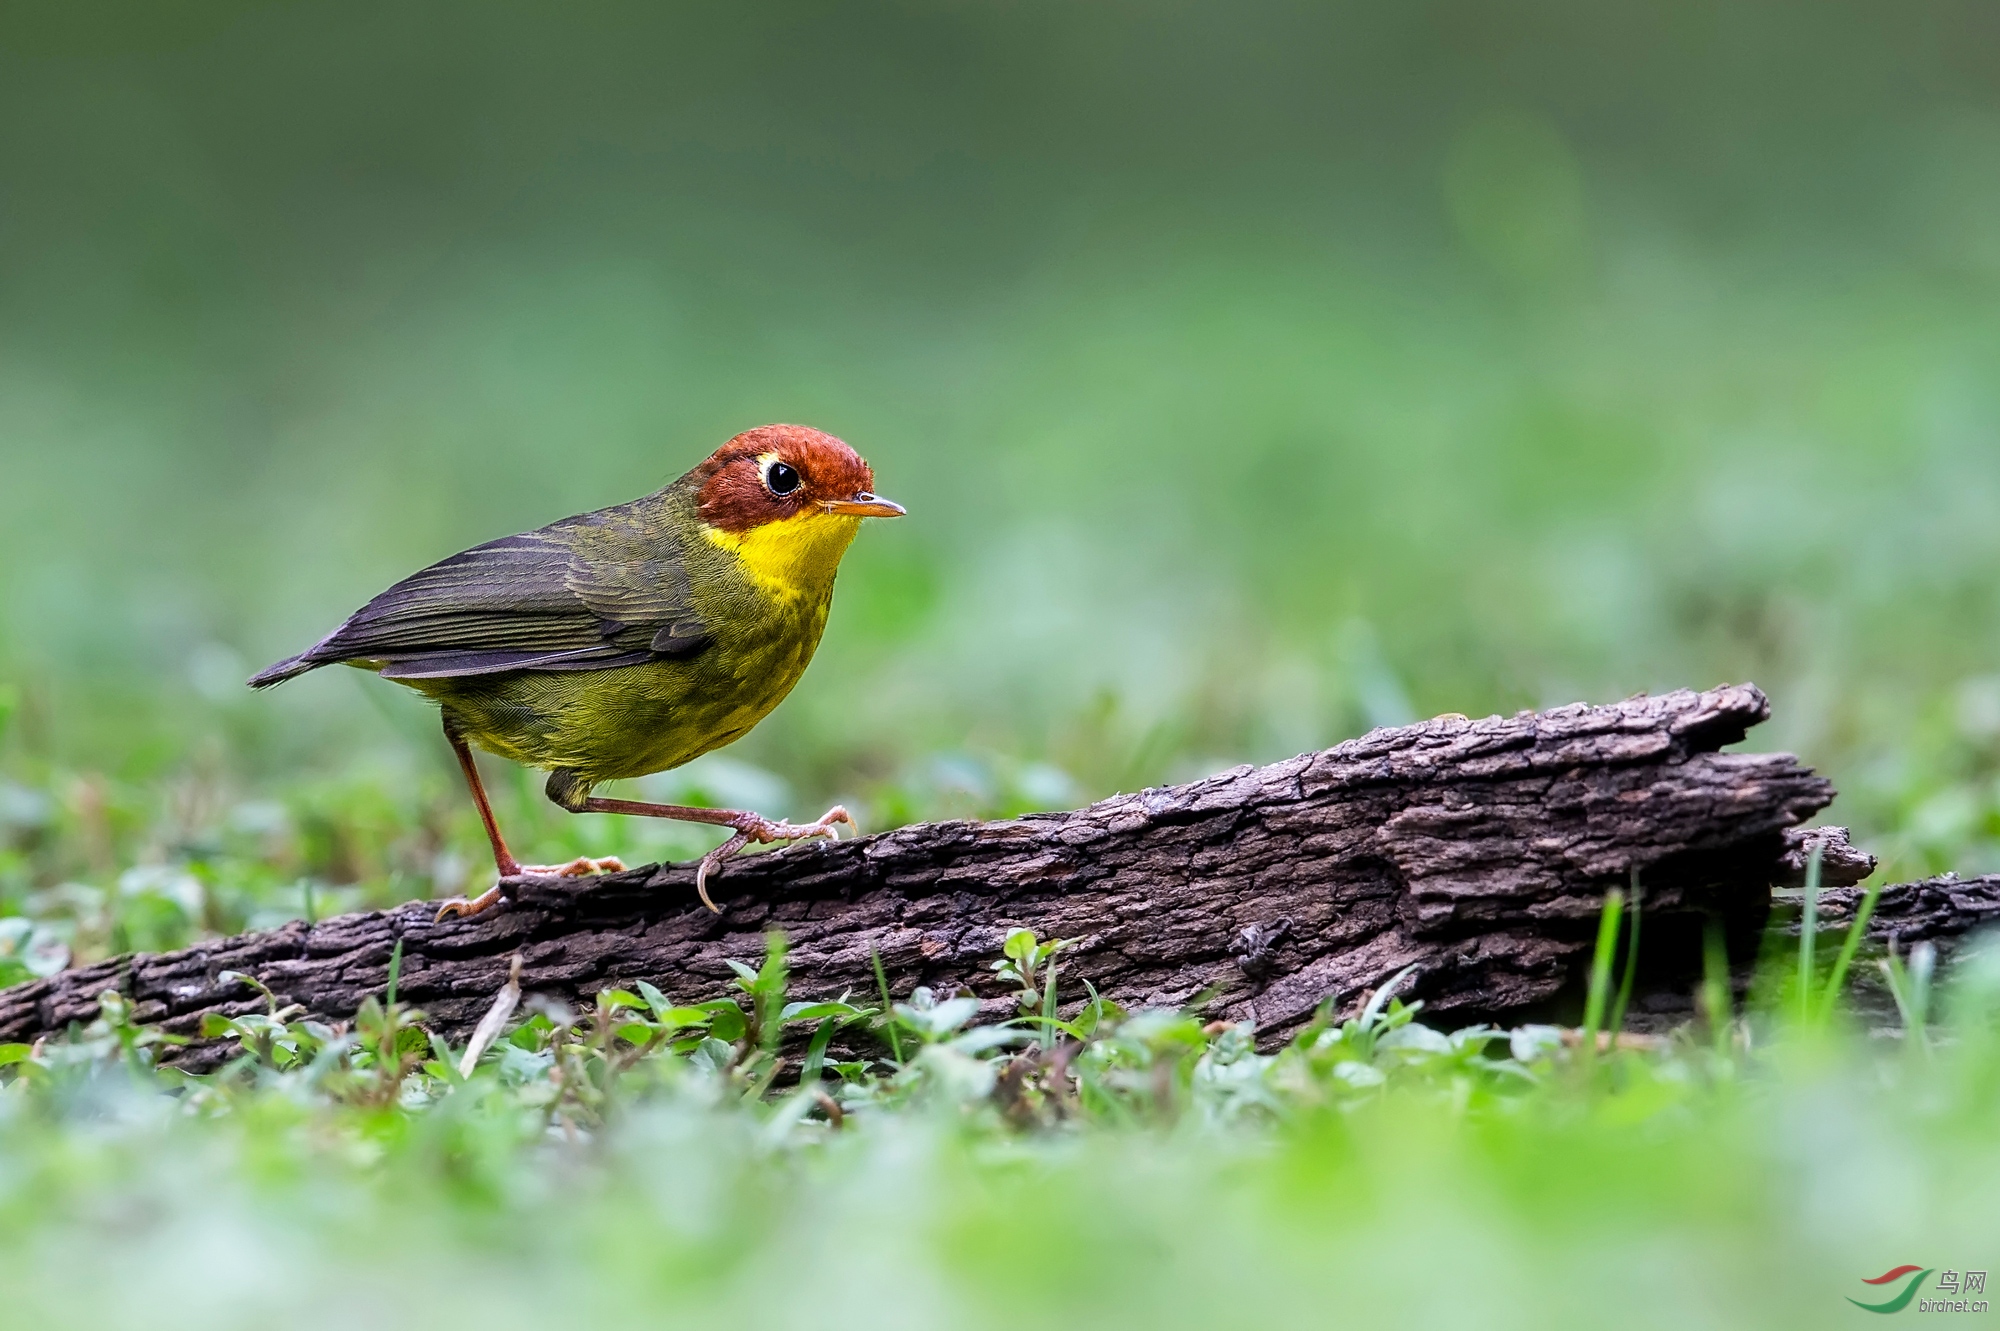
[702, 510, 862, 604]
[409, 506, 866, 785]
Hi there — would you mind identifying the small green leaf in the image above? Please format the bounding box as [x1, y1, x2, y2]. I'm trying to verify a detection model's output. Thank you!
[951, 1026, 1029, 1055]
[692, 1037, 735, 1073]
[781, 1001, 864, 1023]
[930, 996, 981, 1031]
[1016, 1014, 1089, 1042]
[699, 1000, 747, 1043]
[426, 1030, 458, 1069]
[753, 934, 790, 993]
[801, 1017, 839, 1084]
[635, 980, 673, 1018]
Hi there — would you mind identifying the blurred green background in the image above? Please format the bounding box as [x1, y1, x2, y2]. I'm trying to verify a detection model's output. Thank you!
[5, 0, 2000, 963]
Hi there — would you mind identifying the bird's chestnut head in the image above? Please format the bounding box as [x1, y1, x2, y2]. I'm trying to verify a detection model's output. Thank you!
[683, 424, 903, 604]
[691, 424, 904, 533]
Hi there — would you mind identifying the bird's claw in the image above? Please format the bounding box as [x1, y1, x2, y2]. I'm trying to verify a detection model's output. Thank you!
[435, 883, 508, 922]
[692, 806, 857, 914]
[433, 856, 626, 922]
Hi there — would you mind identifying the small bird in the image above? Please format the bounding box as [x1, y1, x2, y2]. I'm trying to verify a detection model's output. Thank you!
[250, 424, 904, 917]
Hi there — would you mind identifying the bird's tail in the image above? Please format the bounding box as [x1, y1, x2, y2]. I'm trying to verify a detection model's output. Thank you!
[247, 654, 319, 689]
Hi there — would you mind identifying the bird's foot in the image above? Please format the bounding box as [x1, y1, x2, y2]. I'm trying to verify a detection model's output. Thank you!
[436, 883, 509, 922]
[433, 856, 628, 921]
[519, 855, 627, 878]
[694, 806, 856, 913]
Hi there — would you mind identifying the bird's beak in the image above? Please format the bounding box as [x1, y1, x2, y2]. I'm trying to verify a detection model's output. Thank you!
[822, 492, 906, 518]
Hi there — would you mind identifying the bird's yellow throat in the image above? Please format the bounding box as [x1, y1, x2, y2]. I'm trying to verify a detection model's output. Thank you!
[703, 510, 863, 604]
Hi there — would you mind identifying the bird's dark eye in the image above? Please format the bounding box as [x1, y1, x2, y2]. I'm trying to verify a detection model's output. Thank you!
[763, 460, 802, 496]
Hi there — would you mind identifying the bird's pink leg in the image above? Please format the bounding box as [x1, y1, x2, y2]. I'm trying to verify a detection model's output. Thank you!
[434, 724, 623, 921]
[578, 796, 855, 913]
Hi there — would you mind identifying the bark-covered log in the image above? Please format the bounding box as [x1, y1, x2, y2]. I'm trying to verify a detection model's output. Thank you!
[1751, 875, 2000, 1027]
[0, 684, 1884, 1068]
[1812, 874, 2000, 949]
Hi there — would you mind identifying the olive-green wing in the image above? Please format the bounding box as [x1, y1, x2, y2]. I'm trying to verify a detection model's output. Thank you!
[248, 498, 711, 687]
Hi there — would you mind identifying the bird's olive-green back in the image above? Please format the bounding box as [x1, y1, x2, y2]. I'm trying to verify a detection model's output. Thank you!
[401, 485, 856, 784]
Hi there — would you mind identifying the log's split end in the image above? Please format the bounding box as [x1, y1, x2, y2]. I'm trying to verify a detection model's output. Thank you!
[0, 685, 1990, 1068]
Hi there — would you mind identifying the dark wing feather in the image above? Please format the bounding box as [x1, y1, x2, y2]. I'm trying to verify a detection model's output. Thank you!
[249, 496, 711, 687]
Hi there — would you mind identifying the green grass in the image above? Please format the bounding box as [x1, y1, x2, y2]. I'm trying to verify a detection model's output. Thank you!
[3, 913, 1998, 1330]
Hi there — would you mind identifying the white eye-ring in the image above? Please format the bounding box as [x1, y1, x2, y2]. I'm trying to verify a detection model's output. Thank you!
[761, 456, 803, 497]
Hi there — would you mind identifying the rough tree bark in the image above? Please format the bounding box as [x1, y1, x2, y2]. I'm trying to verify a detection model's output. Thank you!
[1813, 874, 2000, 945]
[0, 684, 1904, 1069]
